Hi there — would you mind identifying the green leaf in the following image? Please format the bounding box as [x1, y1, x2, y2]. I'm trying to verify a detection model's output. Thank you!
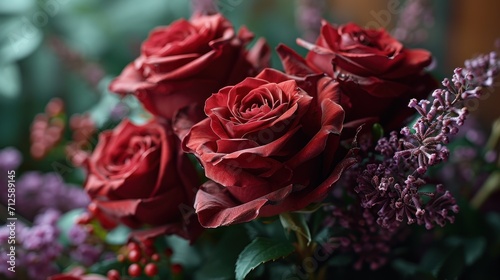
[105, 225, 131, 245]
[166, 235, 202, 269]
[235, 237, 295, 280]
[194, 226, 250, 280]
[445, 236, 486, 266]
[0, 17, 43, 64]
[279, 212, 311, 245]
[0, 64, 20, 98]
[89, 259, 123, 275]
[419, 247, 447, 275]
[392, 259, 419, 277]
[392, 259, 438, 280]
[437, 245, 465, 280]
[463, 237, 486, 266]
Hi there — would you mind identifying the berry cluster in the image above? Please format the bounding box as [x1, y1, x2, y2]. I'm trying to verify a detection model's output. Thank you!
[30, 98, 65, 159]
[107, 240, 183, 279]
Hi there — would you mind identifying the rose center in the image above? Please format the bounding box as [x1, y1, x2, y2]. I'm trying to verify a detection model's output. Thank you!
[352, 31, 376, 48]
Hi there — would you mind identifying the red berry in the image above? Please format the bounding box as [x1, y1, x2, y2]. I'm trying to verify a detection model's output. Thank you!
[144, 263, 158, 277]
[45, 98, 64, 116]
[172, 263, 183, 275]
[128, 263, 142, 277]
[127, 242, 140, 251]
[151, 253, 160, 262]
[128, 249, 141, 263]
[107, 269, 120, 280]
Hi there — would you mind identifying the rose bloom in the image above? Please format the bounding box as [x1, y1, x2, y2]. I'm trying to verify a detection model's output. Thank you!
[48, 267, 106, 280]
[84, 118, 201, 240]
[109, 13, 269, 120]
[183, 68, 356, 228]
[278, 21, 437, 130]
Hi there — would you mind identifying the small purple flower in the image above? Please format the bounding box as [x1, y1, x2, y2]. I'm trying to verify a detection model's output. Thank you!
[70, 243, 102, 267]
[13, 172, 89, 219]
[68, 224, 88, 245]
[0, 147, 22, 171]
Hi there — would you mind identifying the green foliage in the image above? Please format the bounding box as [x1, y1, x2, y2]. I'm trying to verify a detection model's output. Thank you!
[105, 225, 131, 246]
[279, 212, 312, 245]
[235, 237, 295, 280]
[194, 226, 251, 280]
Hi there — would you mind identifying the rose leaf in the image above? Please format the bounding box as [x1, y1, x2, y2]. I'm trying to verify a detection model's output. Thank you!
[235, 237, 295, 280]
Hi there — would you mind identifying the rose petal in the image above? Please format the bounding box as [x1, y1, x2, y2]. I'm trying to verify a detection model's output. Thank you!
[194, 181, 293, 227]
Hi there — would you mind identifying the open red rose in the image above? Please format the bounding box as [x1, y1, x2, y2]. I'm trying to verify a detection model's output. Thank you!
[84, 118, 201, 240]
[183, 68, 356, 227]
[278, 21, 437, 130]
[109, 13, 270, 120]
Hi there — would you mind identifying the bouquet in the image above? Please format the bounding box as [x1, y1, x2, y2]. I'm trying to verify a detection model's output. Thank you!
[1, 1, 500, 279]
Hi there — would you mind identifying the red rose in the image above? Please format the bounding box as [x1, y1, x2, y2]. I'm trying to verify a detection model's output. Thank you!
[84, 119, 201, 240]
[183, 68, 356, 227]
[48, 267, 106, 280]
[278, 21, 437, 130]
[109, 13, 270, 120]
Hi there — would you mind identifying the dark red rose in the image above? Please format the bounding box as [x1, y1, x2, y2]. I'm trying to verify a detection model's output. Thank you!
[183, 68, 356, 227]
[109, 13, 270, 120]
[48, 267, 106, 280]
[278, 21, 437, 130]
[84, 118, 201, 240]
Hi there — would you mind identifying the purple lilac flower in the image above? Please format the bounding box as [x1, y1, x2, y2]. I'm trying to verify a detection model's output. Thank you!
[68, 224, 89, 245]
[0, 147, 23, 208]
[0, 210, 63, 280]
[323, 163, 403, 270]
[354, 51, 499, 230]
[0, 147, 22, 171]
[70, 243, 103, 267]
[13, 171, 90, 219]
[296, 0, 324, 42]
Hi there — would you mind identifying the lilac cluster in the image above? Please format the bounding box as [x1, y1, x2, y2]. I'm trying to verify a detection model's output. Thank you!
[0, 209, 62, 280]
[1, 171, 90, 220]
[0, 147, 90, 219]
[0, 147, 22, 171]
[67, 224, 102, 267]
[324, 205, 398, 270]
[355, 51, 500, 230]
[392, 0, 434, 44]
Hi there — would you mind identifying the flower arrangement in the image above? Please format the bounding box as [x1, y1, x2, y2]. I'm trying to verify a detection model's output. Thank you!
[1, 1, 500, 280]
